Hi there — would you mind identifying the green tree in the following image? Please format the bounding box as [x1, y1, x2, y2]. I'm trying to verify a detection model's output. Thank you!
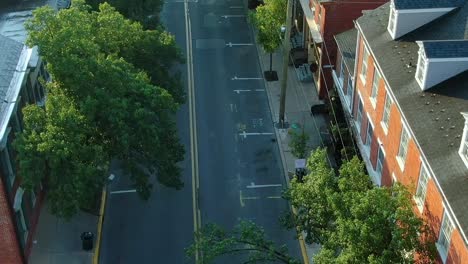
[16, 0, 185, 217]
[288, 126, 309, 158]
[250, 0, 286, 78]
[15, 85, 109, 218]
[27, 1, 184, 104]
[186, 220, 300, 264]
[285, 149, 437, 264]
[86, 0, 164, 29]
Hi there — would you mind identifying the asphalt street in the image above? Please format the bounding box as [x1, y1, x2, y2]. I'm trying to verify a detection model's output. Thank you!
[99, 1, 194, 263]
[100, 0, 301, 262]
[190, 0, 302, 262]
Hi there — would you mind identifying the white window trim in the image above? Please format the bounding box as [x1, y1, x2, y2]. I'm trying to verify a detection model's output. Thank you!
[360, 45, 369, 84]
[339, 59, 345, 86]
[31, 190, 37, 207]
[365, 115, 374, 156]
[370, 69, 380, 108]
[391, 172, 397, 185]
[375, 138, 385, 179]
[416, 48, 427, 88]
[396, 125, 410, 171]
[388, 5, 396, 34]
[413, 163, 430, 213]
[355, 93, 364, 134]
[437, 209, 455, 263]
[346, 76, 353, 111]
[381, 93, 392, 135]
[458, 113, 468, 168]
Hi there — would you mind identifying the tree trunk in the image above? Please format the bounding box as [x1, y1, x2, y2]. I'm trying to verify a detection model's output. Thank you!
[269, 52, 273, 72]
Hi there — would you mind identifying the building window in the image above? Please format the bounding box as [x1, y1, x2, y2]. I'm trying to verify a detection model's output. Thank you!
[360, 46, 369, 82]
[376, 145, 385, 175]
[437, 211, 454, 261]
[388, 7, 396, 32]
[366, 120, 374, 152]
[31, 190, 37, 208]
[459, 114, 468, 167]
[414, 165, 429, 211]
[356, 97, 364, 131]
[339, 59, 345, 86]
[381, 93, 392, 132]
[346, 77, 353, 110]
[370, 69, 380, 107]
[416, 53, 426, 84]
[397, 127, 410, 169]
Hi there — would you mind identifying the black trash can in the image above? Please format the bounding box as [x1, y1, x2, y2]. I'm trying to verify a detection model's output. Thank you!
[81, 232, 94, 251]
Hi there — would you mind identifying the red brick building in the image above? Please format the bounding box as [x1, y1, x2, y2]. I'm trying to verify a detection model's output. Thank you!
[333, 1, 468, 263]
[292, 0, 386, 99]
[0, 35, 47, 263]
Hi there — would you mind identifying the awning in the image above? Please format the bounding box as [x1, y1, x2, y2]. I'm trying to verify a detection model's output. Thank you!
[299, 0, 323, 43]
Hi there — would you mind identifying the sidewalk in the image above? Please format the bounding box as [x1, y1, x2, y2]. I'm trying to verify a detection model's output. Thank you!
[29, 201, 98, 264]
[253, 38, 333, 262]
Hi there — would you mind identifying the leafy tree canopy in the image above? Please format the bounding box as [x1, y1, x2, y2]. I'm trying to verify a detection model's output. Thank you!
[15, 0, 185, 217]
[15, 85, 108, 218]
[250, 0, 286, 53]
[86, 0, 164, 29]
[27, 0, 184, 104]
[186, 220, 301, 264]
[285, 148, 437, 264]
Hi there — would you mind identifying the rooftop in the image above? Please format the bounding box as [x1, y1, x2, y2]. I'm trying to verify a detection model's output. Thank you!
[335, 28, 358, 75]
[421, 40, 468, 58]
[393, 0, 465, 10]
[356, 1, 468, 240]
[0, 0, 60, 43]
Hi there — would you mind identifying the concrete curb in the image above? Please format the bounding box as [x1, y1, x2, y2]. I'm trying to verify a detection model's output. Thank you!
[93, 187, 107, 264]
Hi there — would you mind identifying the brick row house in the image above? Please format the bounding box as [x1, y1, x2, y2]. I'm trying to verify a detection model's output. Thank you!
[291, 0, 386, 99]
[333, 0, 468, 263]
[0, 35, 47, 263]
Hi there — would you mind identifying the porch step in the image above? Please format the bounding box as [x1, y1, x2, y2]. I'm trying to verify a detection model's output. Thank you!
[296, 63, 313, 82]
[290, 33, 304, 49]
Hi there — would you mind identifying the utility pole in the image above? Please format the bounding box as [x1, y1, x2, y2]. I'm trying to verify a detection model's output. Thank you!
[278, 0, 293, 128]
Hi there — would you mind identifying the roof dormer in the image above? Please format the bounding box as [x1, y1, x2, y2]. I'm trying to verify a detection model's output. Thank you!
[460, 112, 468, 168]
[387, 0, 461, 39]
[415, 40, 468, 90]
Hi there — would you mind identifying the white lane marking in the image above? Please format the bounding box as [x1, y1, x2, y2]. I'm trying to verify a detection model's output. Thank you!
[221, 15, 245, 18]
[234, 89, 251, 93]
[110, 189, 137, 194]
[239, 131, 274, 138]
[229, 6, 243, 8]
[230, 103, 234, 112]
[233, 89, 265, 93]
[226, 42, 254, 47]
[246, 183, 282, 189]
[231, 76, 262, 80]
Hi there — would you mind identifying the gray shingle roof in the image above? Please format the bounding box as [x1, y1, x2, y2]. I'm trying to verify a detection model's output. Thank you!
[0, 34, 23, 99]
[422, 40, 468, 58]
[356, 2, 468, 238]
[335, 28, 358, 76]
[394, 0, 465, 10]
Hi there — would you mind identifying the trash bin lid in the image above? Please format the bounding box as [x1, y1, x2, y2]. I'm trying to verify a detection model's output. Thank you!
[295, 159, 306, 169]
